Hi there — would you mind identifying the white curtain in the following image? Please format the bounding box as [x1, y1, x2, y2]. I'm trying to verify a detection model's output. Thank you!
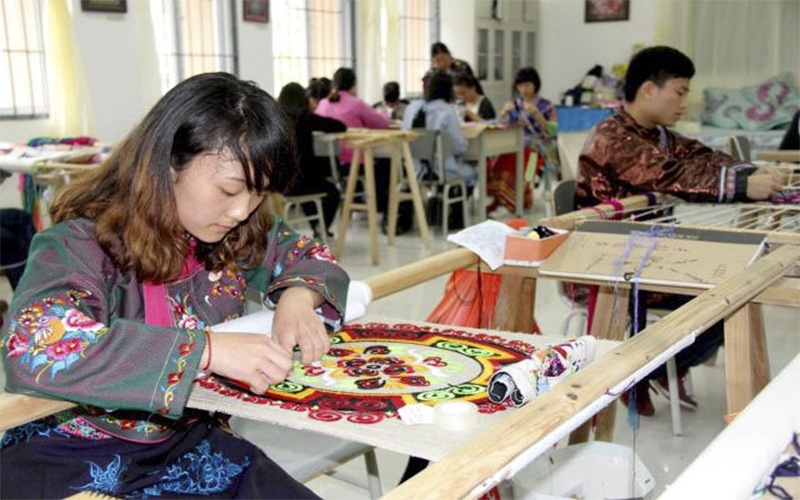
[655, 0, 800, 103]
[356, 0, 402, 105]
[44, 0, 93, 136]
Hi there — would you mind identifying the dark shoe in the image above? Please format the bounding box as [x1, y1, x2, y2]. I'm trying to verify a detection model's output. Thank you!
[381, 201, 414, 236]
[651, 374, 698, 411]
[447, 205, 465, 231]
[620, 383, 655, 417]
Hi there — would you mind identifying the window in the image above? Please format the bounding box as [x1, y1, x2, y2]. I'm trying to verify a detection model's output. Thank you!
[400, 0, 438, 97]
[476, 28, 488, 81]
[272, 0, 354, 92]
[511, 30, 521, 76]
[0, 0, 48, 119]
[151, 0, 237, 94]
[493, 29, 504, 81]
[525, 31, 535, 67]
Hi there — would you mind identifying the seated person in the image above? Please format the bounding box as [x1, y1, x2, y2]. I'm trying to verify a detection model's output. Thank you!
[0, 208, 36, 290]
[278, 82, 347, 240]
[577, 46, 783, 208]
[423, 42, 482, 95]
[779, 110, 799, 150]
[576, 46, 785, 416]
[373, 81, 409, 121]
[402, 71, 474, 186]
[306, 76, 332, 112]
[453, 73, 496, 122]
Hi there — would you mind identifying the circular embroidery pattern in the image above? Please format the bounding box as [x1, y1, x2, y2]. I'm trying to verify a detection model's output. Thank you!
[201, 323, 535, 424]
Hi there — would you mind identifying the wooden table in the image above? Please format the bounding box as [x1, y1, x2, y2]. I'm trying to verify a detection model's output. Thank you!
[461, 124, 526, 219]
[333, 129, 431, 265]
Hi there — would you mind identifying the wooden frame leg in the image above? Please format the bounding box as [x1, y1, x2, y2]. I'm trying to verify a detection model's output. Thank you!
[364, 148, 379, 266]
[335, 148, 361, 260]
[402, 142, 431, 247]
[570, 285, 630, 444]
[492, 276, 536, 332]
[724, 303, 770, 415]
[387, 147, 400, 245]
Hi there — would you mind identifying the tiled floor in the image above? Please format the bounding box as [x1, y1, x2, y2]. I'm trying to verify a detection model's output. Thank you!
[1, 191, 797, 499]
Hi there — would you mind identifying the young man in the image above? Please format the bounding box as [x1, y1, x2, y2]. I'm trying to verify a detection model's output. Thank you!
[577, 46, 783, 208]
[575, 46, 784, 416]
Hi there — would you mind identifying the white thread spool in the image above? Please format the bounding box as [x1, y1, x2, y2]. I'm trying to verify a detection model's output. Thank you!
[434, 401, 479, 431]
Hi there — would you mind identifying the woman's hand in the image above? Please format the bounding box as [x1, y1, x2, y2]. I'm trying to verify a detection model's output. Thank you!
[464, 109, 481, 122]
[272, 287, 330, 364]
[203, 332, 293, 394]
[523, 100, 541, 116]
[500, 100, 515, 117]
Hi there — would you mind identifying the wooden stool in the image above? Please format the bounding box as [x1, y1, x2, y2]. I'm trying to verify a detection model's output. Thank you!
[282, 193, 328, 245]
[334, 130, 431, 265]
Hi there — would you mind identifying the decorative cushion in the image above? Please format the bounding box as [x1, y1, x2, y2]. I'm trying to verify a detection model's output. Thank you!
[737, 100, 792, 131]
[703, 87, 751, 129]
[703, 74, 800, 131]
[741, 73, 799, 107]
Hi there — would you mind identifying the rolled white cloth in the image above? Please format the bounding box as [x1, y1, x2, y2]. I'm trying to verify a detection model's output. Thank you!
[211, 280, 373, 337]
[488, 336, 597, 407]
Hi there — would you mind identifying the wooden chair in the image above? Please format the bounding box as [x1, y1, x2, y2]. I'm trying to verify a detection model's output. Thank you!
[727, 135, 752, 162]
[312, 132, 344, 191]
[550, 179, 588, 336]
[281, 193, 328, 245]
[408, 129, 469, 236]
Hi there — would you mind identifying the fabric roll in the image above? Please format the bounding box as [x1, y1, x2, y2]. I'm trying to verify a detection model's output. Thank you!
[211, 280, 373, 337]
[488, 336, 597, 407]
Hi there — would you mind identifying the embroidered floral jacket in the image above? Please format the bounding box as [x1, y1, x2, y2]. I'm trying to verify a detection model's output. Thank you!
[2, 217, 348, 442]
[576, 110, 755, 208]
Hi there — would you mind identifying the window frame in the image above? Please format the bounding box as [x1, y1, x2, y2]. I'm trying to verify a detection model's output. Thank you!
[152, 0, 239, 95]
[0, 0, 49, 120]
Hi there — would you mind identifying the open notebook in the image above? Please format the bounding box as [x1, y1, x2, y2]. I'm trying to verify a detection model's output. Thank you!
[539, 220, 767, 289]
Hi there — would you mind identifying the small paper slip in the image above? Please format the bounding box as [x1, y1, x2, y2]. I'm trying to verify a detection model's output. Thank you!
[398, 404, 436, 426]
[447, 220, 514, 270]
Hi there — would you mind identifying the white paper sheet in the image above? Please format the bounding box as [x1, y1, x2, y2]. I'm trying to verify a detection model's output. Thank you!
[446, 221, 515, 270]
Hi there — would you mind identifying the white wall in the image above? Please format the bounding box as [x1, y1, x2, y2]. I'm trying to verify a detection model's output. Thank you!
[535, 0, 659, 103]
[237, 12, 274, 95]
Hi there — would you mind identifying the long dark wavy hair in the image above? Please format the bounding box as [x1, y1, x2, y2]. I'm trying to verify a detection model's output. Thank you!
[51, 72, 298, 283]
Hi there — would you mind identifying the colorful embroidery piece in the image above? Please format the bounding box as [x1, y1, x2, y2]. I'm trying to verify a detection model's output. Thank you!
[4, 290, 109, 383]
[201, 322, 537, 424]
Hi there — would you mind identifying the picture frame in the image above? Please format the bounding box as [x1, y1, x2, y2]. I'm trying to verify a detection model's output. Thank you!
[80, 0, 127, 13]
[585, 0, 630, 23]
[243, 0, 269, 23]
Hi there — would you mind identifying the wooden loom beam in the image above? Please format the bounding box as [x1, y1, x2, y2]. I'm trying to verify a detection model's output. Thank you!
[539, 193, 666, 229]
[384, 244, 798, 500]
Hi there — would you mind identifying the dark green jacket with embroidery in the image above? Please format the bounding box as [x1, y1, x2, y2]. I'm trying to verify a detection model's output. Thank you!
[2, 217, 348, 441]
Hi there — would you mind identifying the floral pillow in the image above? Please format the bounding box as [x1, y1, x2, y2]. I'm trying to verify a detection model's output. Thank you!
[703, 87, 751, 129]
[742, 73, 799, 107]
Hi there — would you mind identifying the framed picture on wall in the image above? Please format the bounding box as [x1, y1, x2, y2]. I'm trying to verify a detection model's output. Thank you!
[80, 0, 127, 13]
[243, 0, 269, 23]
[585, 0, 630, 23]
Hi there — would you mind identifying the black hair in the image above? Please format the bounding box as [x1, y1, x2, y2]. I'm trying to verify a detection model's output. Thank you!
[452, 73, 480, 91]
[383, 81, 400, 103]
[624, 46, 695, 102]
[278, 82, 308, 126]
[306, 77, 332, 102]
[431, 42, 451, 58]
[514, 67, 542, 95]
[328, 67, 357, 103]
[51, 72, 297, 281]
[424, 71, 454, 103]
